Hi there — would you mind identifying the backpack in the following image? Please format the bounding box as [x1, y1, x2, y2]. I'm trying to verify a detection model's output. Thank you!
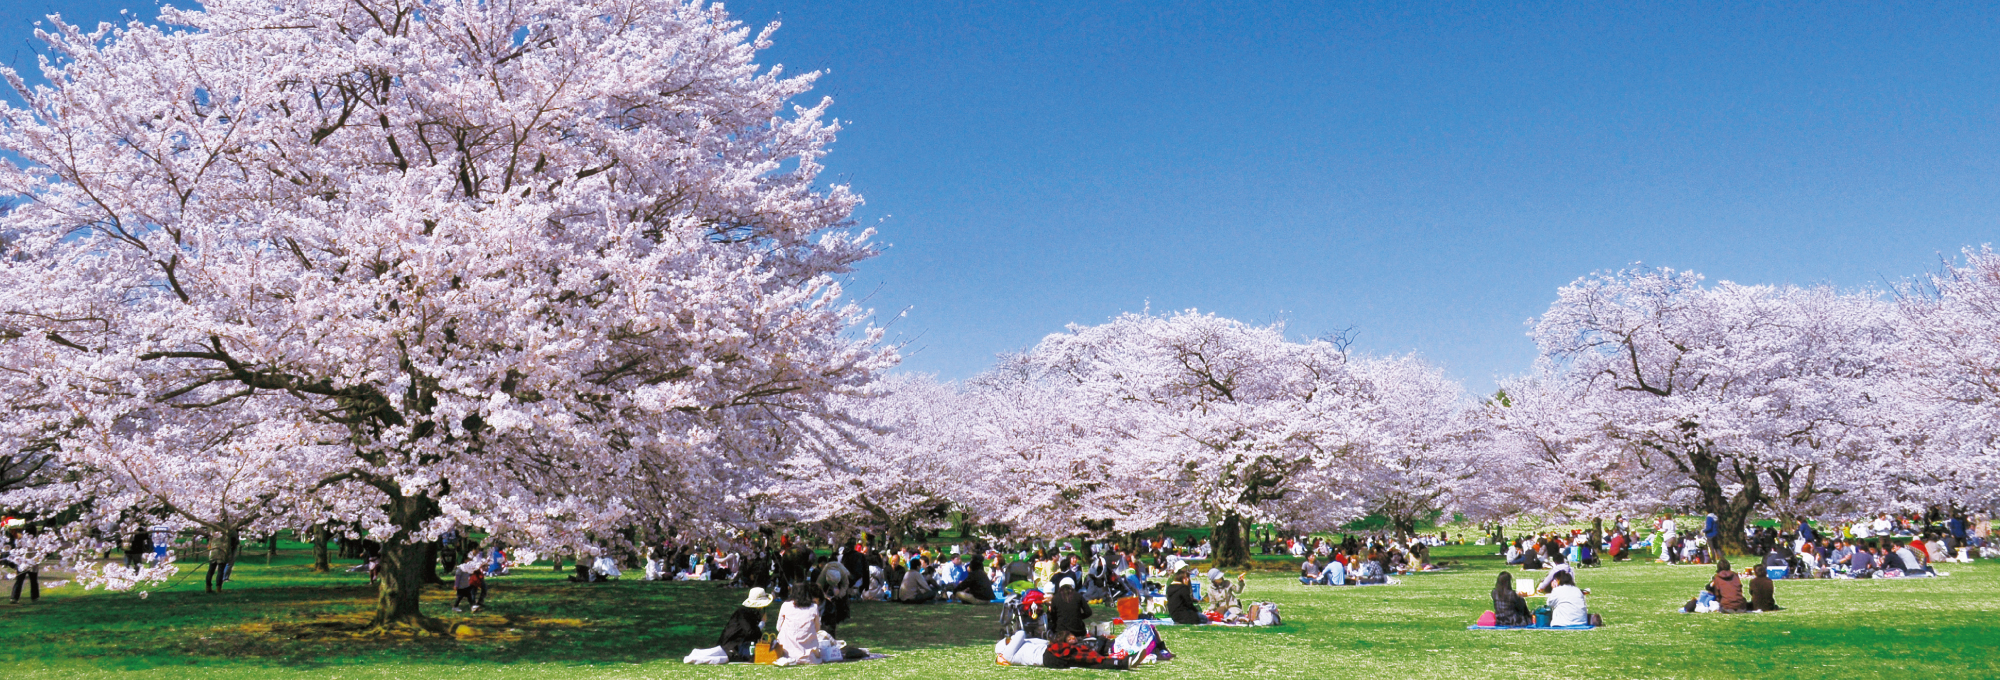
[1252, 601, 1282, 626]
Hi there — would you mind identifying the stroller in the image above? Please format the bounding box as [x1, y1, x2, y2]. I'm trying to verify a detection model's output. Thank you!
[999, 588, 1049, 640]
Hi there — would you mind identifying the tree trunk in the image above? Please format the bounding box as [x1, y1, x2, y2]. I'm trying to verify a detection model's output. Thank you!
[1689, 448, 1758, 556]
[372, 493, 445, 633]
[1211, 512, 1252, 570]
[419, 539, 444, 585]
[312, 524, 331, 573]
[1590, 518, 1603, 557]
[339, 524, 363, 559]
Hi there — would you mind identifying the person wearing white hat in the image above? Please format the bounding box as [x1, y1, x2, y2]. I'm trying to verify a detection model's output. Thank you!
[1207, 569, 1246, 618]
[718, 587, 773, 662]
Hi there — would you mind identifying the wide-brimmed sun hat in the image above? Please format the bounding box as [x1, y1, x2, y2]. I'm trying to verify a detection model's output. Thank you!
[742, 587, 774, 608]
[1208, 568, 1223, 582]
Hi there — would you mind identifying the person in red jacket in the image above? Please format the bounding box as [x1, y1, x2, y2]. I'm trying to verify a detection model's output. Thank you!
[1043, 631, 1128, 670]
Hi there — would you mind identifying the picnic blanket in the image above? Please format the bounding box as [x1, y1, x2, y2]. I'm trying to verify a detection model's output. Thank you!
[1120, 619, 1254, 627]
[1465, 624, 1596, 631]
[826, 654, 893, 663]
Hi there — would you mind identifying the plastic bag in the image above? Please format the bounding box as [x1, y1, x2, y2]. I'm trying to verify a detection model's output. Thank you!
[682, 646, 729, 665]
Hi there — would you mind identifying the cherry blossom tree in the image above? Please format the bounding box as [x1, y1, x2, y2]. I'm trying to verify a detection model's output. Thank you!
[1343, 355, 1489, 540]
[1526, 269, 1897, 554]
[0, 0, 888, 629]
[1890, 247, 2000, 517]
[1004, 311, 1371, 568]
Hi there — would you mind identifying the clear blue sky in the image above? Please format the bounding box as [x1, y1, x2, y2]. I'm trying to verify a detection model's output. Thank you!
[8, 1, 2000, 394]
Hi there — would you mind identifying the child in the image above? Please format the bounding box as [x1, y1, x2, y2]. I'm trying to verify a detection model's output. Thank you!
[454, 560, 487, 612]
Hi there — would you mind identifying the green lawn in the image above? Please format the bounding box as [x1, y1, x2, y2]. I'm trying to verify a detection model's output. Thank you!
[3, 543, 1994, 678]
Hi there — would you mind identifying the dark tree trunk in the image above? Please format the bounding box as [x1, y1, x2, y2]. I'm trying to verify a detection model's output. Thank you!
[420, 540, 444, 585]
[1212, 512, 1252, 570]
[1590, 518, 1603, 557]
[1690, 448, 1758, 556]
[312, 524, 331, 573]
[339, 524, 363, 559]
[372, 494, 445, 633]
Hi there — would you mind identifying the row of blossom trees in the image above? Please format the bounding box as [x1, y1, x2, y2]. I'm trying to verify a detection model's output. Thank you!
[819, 261, 2000, 567]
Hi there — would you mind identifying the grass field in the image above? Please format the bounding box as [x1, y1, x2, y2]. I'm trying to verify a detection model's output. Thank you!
[1, 543, 1994, 679]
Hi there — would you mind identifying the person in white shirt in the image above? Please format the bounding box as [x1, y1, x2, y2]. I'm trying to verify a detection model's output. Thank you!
[591, 552, 623, 580]
[1545, 570, 1591, 626]
[1872, 514, 1892, 537]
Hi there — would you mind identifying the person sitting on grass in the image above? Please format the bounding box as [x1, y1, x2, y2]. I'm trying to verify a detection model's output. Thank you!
[954, 553, 996, 604]
[897, 557, 937, 603]
[1893, 540, 1935, 576]
[1534, 552, 1573, 594]
[1353, 552, 1387, 585]
[1843, 543, 1877, 578]
[1545, 570, 1591, 626]
[772, 583, 822, 666]
[1710, 558, 1748, 612]
[1165, 568, 1204, 625]
[1050, 577, 1091, 637]
[718, 587, 773, 662]
[1491, 571, 1533, 627]
[1299, 556, 1322, 585]
[1207, 569, 1246, 618]
[1748, 564, 1782, 612]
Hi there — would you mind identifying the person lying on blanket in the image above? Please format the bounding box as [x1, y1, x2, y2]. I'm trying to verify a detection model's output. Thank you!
[1043, 631, 1130, 670]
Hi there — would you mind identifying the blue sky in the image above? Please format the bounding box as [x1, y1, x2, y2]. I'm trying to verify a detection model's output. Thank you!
[8, 1, 2000, 394]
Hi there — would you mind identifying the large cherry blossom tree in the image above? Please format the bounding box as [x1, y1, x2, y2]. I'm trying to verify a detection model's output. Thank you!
[1525, 269, 1897, 553]
[1890, 247, 2000, 517]
[0, 0, 889, 629]
[1004, 311, 1372, 568]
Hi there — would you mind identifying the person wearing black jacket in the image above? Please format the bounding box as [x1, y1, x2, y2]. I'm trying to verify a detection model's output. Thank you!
[1165, 568, 1204, 625]
[1748, 565, 1782, 612]
[957, 553, 996, 603]
[1491, 571, 1532, 627]
[124, 529, 152, 571]
[840, 542, 869, 593]
[718, 587, 774, 662]
[1050, 578, 1091, 636]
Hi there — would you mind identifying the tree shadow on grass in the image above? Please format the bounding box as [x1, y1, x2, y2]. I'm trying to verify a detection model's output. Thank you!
[0, 570, 1057, 671]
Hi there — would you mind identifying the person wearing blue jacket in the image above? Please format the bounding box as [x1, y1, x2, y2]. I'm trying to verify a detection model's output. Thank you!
[1704, 513, 1720, 544]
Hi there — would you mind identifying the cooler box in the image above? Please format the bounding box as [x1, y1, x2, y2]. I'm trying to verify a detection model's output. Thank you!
[1766, 566, 1789, 580]
[1117, 596, 1141, 620]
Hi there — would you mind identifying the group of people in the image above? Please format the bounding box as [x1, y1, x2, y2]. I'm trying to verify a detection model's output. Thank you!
[1294, 535, 1438, 586]
[1679, 558, 1784, 613]
[1486, 568, 1593, 627]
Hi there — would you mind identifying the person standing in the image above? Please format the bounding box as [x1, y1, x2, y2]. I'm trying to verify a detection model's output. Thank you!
[4, 527, 37, 605]
[205, 531, 234, 593]
[452, 559, 486, 612]
[125, 528, 152, 572]
[813, 556, 851, 636]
